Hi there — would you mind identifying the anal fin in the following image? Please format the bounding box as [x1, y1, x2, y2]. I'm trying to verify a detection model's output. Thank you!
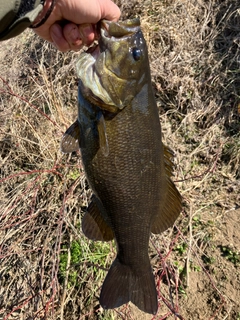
[82, 195, 114, 241]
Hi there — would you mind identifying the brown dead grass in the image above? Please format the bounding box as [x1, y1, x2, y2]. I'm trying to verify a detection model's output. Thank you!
[0, 0, 239, 319]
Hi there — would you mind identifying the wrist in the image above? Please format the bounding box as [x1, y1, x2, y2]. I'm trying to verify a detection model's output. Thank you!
[31, 0, 56, 28]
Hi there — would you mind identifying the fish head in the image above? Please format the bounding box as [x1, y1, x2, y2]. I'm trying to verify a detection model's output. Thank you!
[97, 18, 150, 108]
[99, 18, 147, 80]
[77, 18, 151, 111]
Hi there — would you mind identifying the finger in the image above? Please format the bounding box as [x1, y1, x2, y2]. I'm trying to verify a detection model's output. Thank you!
[78, 24, 96, 46]
[62, 23, 83, 51]
[50, 23, 71, 52]
[63, 23, 95, 50]
[99, 0, 121, 21]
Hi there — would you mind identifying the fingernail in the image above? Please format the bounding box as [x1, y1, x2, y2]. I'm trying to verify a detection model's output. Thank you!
[80, 24, 95, 45]
[69, 26, 80, 42]
[81, 25, 94, 36]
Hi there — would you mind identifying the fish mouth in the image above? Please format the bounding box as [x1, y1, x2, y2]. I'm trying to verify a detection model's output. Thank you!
[100, 18, 140, 38]
[86, 18, 141, 57]
[86, 43, 100, 59]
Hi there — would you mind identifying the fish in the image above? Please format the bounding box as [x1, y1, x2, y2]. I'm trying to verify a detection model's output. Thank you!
[61, 18, 182, 315]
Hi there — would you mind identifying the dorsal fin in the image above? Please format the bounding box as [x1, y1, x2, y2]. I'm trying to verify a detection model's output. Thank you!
[151, 145, 182, 233]
[163, 144, 175, 177]
[151, 177, 182, 234]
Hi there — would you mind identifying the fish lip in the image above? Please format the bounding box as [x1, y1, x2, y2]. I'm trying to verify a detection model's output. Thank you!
[99, 18, 141, 39]
[85, 18, 141, 59]
[100, 18, 140, 32]
[99, 20, 109, 34]
[86, 43, 100, 59]
[84, 21, 108, 58]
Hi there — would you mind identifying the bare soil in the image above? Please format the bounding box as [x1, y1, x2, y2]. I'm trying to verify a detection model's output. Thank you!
[0, 0, 239, 319]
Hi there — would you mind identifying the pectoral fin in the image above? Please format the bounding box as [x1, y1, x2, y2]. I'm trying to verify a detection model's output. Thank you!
[151, 145, 182, 233]
[82, 195, 114, 241]
[97, 112, 109, 157]
[61, 120, 80, 153]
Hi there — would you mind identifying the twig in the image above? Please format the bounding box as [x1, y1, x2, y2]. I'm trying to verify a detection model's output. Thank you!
[186, 202, 193, 287]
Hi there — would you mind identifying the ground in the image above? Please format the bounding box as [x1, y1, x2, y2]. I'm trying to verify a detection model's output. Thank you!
[0, 0, 239, 319]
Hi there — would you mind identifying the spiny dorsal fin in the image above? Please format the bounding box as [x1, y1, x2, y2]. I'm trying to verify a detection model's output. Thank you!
[61, 120, 80, 153]
[163, 144, 175, 177]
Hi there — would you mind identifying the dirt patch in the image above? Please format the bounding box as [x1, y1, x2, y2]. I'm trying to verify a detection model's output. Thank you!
[180, 208, 240, 320]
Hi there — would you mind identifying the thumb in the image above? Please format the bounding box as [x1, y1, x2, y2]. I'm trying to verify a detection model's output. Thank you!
[99, 0, 121, 21]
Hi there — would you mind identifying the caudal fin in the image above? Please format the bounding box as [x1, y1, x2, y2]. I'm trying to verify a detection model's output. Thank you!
[100, 257, 158, 314]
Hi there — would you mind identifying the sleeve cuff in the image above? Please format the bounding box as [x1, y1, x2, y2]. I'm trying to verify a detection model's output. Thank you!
[0, 4, 43, 41]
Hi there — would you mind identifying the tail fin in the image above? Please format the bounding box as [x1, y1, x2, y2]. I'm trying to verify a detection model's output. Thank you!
[100, 257, 158, 315]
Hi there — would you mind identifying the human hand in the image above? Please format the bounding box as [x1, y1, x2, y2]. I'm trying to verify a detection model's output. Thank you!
[33, 0, 120, 52]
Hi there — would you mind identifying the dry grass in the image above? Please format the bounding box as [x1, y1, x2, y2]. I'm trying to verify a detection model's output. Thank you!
[0, 0, 239, 319]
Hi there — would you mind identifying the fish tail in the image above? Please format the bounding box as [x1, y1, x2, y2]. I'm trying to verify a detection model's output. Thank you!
[100, 257, 158, 314]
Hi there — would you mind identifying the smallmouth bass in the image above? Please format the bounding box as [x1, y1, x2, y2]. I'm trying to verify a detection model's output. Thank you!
[61, 18, 182, 315]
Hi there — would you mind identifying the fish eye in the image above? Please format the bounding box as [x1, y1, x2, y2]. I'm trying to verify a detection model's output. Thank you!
[132, 47, 141, 61]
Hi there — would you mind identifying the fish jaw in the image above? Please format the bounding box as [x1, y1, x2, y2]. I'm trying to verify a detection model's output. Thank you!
[76, 51, 118, 111]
